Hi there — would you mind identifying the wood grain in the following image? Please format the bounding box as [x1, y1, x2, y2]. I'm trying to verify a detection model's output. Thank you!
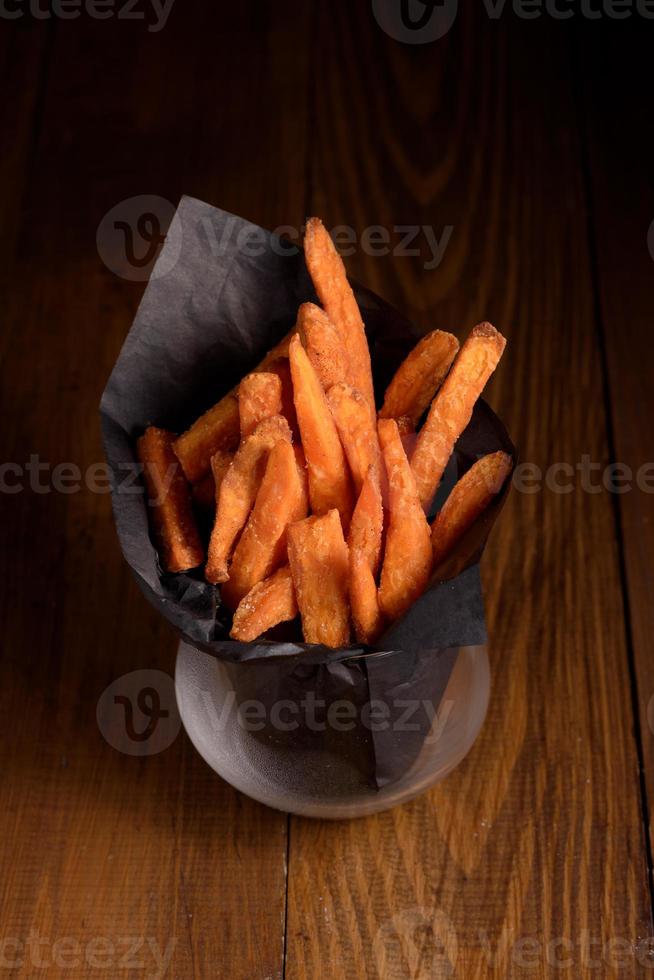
[285, 7, 653, 979]
[578, 19, 654, 872]
[0, 4, 310, 977]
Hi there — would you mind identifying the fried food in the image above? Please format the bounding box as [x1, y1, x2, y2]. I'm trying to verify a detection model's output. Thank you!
[289, 333, 354, 529]
[230, 566, 298, 642]
[205, 415, 292, 584]
[327, 382, 381, 495]
[304, 218, 375, 414]
[377, 418, 432, 621]
[267, 357, 299, 436]
[411, 323, 506, 510]
[297, 301, 349, 392]
[238, 371, 283, 438]
[379, 330, 459, 425]
[221, 440, 308, 609]
[347, 468, 383, 577]
[173, 330, 295, 483]
[432, 451, 512, 568]
[287, 510, 351, 647]
[137, 427, 204, 572]
[350, 549, 384, 645]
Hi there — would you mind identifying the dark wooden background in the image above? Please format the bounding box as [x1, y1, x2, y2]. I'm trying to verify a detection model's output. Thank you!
[1, 2, 653, 977]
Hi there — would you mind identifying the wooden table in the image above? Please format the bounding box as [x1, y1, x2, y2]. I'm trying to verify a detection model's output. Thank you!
[2, 4, 653, 977]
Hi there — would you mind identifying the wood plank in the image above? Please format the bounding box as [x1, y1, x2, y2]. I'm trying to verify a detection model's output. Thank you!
[285, 7, 653, 978]
[578, 19, 654, 867]
[0, 5, 310, 977]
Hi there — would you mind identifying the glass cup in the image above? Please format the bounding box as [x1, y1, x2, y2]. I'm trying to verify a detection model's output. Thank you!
[175, 641, 490, 819]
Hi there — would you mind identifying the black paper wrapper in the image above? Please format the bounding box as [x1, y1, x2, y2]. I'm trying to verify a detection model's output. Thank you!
[100, 197, 514, 793]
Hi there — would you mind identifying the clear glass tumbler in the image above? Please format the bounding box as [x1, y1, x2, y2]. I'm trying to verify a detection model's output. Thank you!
[175, 641, 490, 819]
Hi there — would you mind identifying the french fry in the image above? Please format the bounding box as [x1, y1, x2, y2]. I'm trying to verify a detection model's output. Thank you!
[221, 440, 308, 609]
[230, 566, 298, 642]
[411, 323, 506, 510]
[327, 382, 381, 495]
[287, 510, 351, 647]
[347, 468, 383, 577]
[205, 415, 292, 584]
[432, 451, 512, 568]
[191, 450, 233, 512]
[137, 427, 204, 573]
[267, 357, 299, 436]
[173, 330, 295, 483]
[377, 418, 432, 622]
[395, 415, 417, 458]
[289, 333, 354, 529]
[379, 330, 459, 425]
[238, 371, 283, 438]
[304, 218, 375, 414]
[350, 549, 384, 645]
[297, 302, 349, 392]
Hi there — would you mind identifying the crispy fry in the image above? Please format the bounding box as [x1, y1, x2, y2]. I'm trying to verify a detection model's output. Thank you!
[379, 330, 459, 425]
[297, 302, 349, 392]
[377, 419, 432, 622]
[327, 382, 381, 495]
[221, 441, 308, 609]
[289, 333, 354, 529]
[432, 451, 512, 568]
[230, 566, 298, 642]
[395, 415, 417, 458]
[173, 330, 295, 483]
[238, 371, 283, 438]
[287, 510, 351, 647]
[205, 415, 292, 584]
[350, 549, 384, 645]
[191, 450, 233, 512]
[137, 427, 204, 573]
[304, 218, 375, 414]
[267, 357, 299, 436]
[347, 468, 383, 577]
[411, 323, 507, 510]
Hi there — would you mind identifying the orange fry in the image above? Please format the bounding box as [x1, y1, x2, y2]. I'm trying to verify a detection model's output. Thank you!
[327, 382, 381, 495]
[289, 333, 354, 529]
[173, 330, 295, 483]
[238, 371, 283, 438]
[230, 566, 298, 642]
[377, 419, 432, 622]
[297, 301, 349, 392]
[287, 510, 351, 647]
[137, 427, 204, 573]
[205, 415, 291, 584]
[379, 330, 459, 425]
[411, 323, 506, 510]
[350, 549, 384, 645]
[267, 357, 299, 436]
[191, 450, 233, 512]
[304, 218, 375, 414]
[395, 415, 417, 458]
[432, 451, 512, 568]
[347, 468, 383, 577]
[221, 441, 308, 609]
